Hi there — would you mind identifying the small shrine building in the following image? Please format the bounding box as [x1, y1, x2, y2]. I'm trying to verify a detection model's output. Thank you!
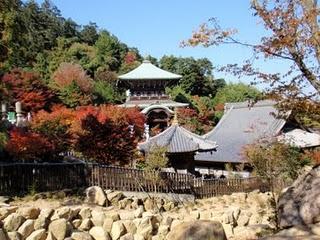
[138, 115, 217, 173]
[118, 60, 188, 129]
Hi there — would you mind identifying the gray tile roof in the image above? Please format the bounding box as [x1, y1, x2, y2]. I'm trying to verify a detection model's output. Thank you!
[195, 100, 286, 163]
[118, 60, 182, 80]
[138, 124, 217, 153]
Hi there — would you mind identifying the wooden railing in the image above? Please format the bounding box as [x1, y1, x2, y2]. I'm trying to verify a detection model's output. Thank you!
[88, 164, 194, 194]
[192, 177, 270, 199]
[0, 163, 87, 195]
[0, 163, 274, 198]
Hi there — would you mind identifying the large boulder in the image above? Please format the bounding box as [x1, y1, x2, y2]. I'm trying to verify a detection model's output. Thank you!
[106, 191, 124, 205]
[166, 220, 227, 240]
[86, 186, 108, 206]
[278, 165, 320, 228]
[71, 231, 93, 240]
[89, 226, 111, 240]
[17, 207, 40, 220]
[0, 206, 18, 220]
[25, 229, 46, 240]
[4, 213, 26, 231]
[17, 219, 35, 239]
[48, 218, 69, 240]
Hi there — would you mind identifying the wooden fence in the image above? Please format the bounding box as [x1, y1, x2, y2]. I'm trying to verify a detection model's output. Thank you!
[0, 163, 273, 198]
[0, 163, 86, 195]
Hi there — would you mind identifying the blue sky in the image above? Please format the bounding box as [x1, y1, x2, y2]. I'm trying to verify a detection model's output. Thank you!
[37, 0, 290, 86]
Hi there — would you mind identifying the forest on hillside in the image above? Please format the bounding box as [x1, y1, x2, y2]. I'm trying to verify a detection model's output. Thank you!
[0, 0, 262, 164]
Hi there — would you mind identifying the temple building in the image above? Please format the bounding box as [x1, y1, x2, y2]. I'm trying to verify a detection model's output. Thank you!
[138, 115, 217, 173]
[118, 60, 188, 129]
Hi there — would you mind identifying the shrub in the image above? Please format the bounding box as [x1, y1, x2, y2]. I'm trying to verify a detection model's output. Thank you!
[5, 128, 54, 162]
[243, 140, 310, 228]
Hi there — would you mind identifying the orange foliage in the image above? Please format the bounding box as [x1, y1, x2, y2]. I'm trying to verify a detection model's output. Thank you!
[53, 62, 93, 93]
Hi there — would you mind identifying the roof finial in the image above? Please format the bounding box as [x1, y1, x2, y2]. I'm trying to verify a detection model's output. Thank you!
[172, 108, 179, 125]
[143, 54, 151, 63]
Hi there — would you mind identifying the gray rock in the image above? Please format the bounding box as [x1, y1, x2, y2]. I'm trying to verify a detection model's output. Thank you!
[91, 210, 105, 227]
[0, 207, 18, 220]
[72, 219, 82, 229]
[111, 221, 126, 240]
[71, 231, 93, 240]
[7, 231, 22, 240]
[86, 187, 108, 207]
[102, 218, 113, 233]
[25, 229, 46, 240]
[166, 220, 227, 240]
[278, 165, 320, 228]
[79, 207, 92, 219]
[106, 191, 124, 205]
[79, 219, 92, 231]
[17, 219, 35, 239]
[133, 206, 144, 218]
[119, 233, 134, 240]
[48, 218, 69, 240]
[0, 229, 8, 240]
[89, 226, 111, 240]
[17, 207, 40, 220]
[4, 213, 26, 231]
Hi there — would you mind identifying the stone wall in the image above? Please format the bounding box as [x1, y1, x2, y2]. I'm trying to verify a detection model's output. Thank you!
[0, 188, 274, 240]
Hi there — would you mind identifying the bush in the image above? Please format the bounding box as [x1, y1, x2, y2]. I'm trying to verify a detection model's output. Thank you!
[5, 128, 54, 162]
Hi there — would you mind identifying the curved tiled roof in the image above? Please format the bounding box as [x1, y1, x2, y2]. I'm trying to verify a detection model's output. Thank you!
[196, 100, 286, 163]
[138, 124, 217, 153]
[118, 60, 182, 80]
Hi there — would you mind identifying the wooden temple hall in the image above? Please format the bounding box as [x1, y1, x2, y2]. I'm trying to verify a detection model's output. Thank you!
[118, 60, 188, 129]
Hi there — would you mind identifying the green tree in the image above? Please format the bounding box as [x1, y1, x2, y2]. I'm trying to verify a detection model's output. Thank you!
[95, 31, 122, 71]
[144, 146, 169, 193]
[212, 82, 262, 106]
[0, 0, 26, 69]
[80, 22, 99, 45]
[159, 55, 215, 96]
[93, 81, 124, 104]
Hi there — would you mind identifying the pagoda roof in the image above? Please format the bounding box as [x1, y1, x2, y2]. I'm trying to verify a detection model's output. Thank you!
[118, 60, 182, 80]
[138, 123, 217, 153]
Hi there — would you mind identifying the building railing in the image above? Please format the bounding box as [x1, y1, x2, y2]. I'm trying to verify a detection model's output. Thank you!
[0, 163, 280, 198]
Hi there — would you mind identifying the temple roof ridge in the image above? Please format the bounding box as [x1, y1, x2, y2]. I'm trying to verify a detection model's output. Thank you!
[118, 60, 182, 80]
[138, 123, 217, 153]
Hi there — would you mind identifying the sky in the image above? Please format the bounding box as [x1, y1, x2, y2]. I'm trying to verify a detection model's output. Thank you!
[36, 0, 291, 86]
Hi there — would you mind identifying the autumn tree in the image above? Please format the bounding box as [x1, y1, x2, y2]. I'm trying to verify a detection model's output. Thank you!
[52, 62, 93, 107]
[5, 128, 54, 162]
[1, 68, 56, 112]
[183, 0, 320, 126]
[30, 105, 75, 155]
[73, 107, 136, 165]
